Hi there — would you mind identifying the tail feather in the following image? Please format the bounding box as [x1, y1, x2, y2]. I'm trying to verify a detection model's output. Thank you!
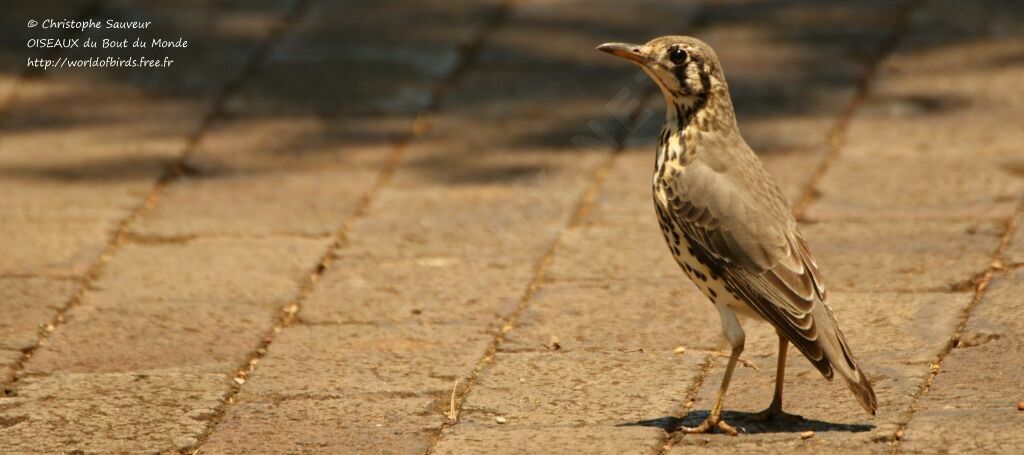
[820, 315, 877, 415]
[844, 363, 878, 415]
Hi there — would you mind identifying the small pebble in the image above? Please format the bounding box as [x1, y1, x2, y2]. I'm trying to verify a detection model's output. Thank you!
[673, 346, 686, 355]
[800, 431, 815, 440]
[547, 335, 561, 351]
[1017, 401, 1024, 411]
[496, 416, 507, 424]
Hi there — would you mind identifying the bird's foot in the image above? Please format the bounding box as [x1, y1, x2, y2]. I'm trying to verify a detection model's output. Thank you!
[679, 416, 739, 436]
[748, 406, 802, 423]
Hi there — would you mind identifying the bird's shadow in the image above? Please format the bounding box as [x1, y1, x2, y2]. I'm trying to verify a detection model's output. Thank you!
[618, 410, 873, 435]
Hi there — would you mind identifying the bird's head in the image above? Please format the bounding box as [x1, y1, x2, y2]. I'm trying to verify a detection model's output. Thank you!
[597, 36, 725, 111]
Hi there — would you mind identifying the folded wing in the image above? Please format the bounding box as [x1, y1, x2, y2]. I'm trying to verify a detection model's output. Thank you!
[663, 160, 877, 413]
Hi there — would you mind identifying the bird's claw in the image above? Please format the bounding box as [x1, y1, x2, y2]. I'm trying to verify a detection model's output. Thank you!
[679, 416, 740, 436]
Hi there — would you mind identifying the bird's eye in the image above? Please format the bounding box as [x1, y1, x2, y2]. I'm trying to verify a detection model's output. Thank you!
[668, 46, 688, 64]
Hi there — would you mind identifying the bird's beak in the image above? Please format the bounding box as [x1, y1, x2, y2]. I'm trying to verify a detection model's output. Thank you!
[596, 42, 647, 65]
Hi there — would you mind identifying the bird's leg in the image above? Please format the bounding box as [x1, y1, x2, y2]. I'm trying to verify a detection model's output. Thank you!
[750, 333, 801, 422]
[768, 334, 787, 412]
[680, 305, 745, 435]
[681, 343, 742, 435]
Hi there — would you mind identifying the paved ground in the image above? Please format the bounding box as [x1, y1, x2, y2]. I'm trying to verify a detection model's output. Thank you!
[1, 0, 1023, 453]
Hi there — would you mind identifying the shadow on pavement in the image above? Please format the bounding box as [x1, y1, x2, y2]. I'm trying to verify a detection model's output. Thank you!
[619, 410, 874, 434]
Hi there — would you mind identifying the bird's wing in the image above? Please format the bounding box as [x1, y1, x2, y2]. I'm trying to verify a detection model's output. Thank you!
[663, 160, 877, 413]
[661, 161, 833, 374]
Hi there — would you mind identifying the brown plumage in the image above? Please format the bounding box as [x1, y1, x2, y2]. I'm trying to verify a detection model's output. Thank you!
[598, 36, 875, 434]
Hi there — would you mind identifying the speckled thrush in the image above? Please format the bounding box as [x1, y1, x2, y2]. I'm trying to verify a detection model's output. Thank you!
[597, 36, 876, 435]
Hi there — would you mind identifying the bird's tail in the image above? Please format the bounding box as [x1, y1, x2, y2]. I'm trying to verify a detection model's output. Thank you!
[842, 359, 878, 415]
[818, 309, 877, 415]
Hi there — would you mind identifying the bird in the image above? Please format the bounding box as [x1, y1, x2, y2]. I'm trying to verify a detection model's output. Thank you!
[596, 36, 876, 435]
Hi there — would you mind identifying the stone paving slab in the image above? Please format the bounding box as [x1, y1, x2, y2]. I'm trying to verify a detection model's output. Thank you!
[0, 178, 152, 223]
[433, 424, 664, 455]
[807, 144, 1024, 222]
[184, 116, 397, 173]
[341, 187, 583, 261]
[201, 395, 440, 454]
[0, 219, 115, 277]
[133, 114, 394, 238]
[673, 439, 888, 455]
[502, 281, 721, 353]
[0, 371, 230, 453]
[136, 171, 379, 237]
[88, 237, 328, 306]
[545, 223, 682, 284]
[675, 428, 904, 455]
[802, 220, 1002, 292]
[389, 143, 608, 195]
[241, 323, 493, 397]
[898, 408, 1023, 455]
[460, 351, 704, 427]
[579, 150, 660, 226]
[24, 296, 272, 375]
[300, 255, 531, 325]
[1006, 229, 1024, 265]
